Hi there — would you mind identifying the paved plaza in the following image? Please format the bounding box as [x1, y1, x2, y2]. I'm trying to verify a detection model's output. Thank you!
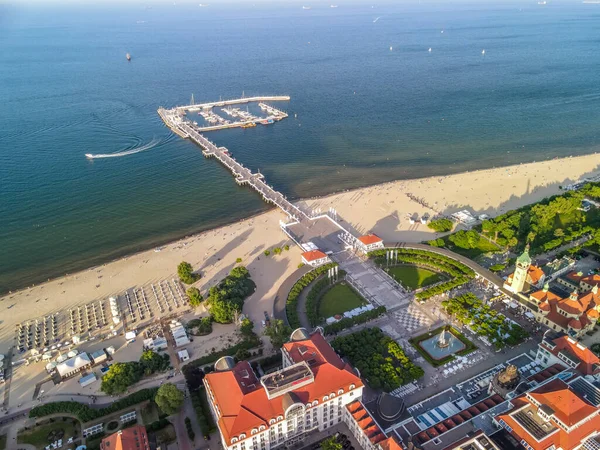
[334, 252, 411, 311]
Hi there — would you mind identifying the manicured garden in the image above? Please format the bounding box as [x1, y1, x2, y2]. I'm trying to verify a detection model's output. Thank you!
[287, 263, 337, 329]
[369, 248, 475, 301]
[386, 265, 444, 290]
[429, 231, 500, 259]
[318, 282, 366, 318]
[17, 419, 78, 448]
[323, 306, 387, 335]
[409, 325, 477, 367]
[332, 328, 423, 391]
[442, 293, 529, 349]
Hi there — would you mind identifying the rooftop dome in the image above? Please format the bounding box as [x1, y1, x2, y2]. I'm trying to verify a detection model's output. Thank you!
[290, 328, 310, 342]
[376, 393, 406, 421]
[569, 319, 582, 330]
[516, 244, 532, 266]
[215, 355, 236, 371]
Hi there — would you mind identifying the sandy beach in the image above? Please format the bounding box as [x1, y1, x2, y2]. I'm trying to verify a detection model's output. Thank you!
[1, 153, 599, 354]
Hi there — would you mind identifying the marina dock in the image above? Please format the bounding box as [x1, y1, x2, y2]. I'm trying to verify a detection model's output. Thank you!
[158, 101, 308, 221]
[167, 95, 291, 132]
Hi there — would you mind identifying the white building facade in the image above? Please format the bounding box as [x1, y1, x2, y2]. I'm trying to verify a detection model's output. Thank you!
[204, 329, 364, 450]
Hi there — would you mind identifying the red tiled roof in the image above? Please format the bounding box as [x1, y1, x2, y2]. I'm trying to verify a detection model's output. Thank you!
[566, 271, 584, 282]
[540, 336, 600, 376]
[530, 288, 599, 332]
[100, 425, 150, 450]
[205, 332, 362, 445]
[497, 378, 600, 450]
[528, 265, 545, 285]
[528, 379, 597, 426]
[530, 290, 562, 303]
[358, 234, 383, 245]
[378, 436, 405, 450]
[301, 250, 328, 262]
[581, 274, 600, 287]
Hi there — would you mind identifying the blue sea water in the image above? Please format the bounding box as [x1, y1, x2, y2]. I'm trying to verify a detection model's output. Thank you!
[1, 1, 600, 293]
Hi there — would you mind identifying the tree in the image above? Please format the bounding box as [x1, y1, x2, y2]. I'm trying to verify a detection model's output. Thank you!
[155, 383, 185, 415]
[236, 257, 243, 263]
[427, 218, 454, 233]
[240, 318, 255, 337]
[264, 249, 271, 256]
[187, 287, 203, 307]
[321, 437, 342, 450]
[206, 266, 255, 323]
[273, 247, 282, 255]
[140, 350, 170, 375]
[264, 319, 292, 348]
[178, 261, 199, 285]
[101, 362, 144, 395]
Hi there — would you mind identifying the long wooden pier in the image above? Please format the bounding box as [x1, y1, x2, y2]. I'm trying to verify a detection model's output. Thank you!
[158, 106, 309, 221]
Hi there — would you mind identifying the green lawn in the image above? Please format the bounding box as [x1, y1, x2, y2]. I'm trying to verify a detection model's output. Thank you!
[387, 265, 444, 290]
[319, 283, 366, 318]
[141, 402, 160, 425]
[17, 420, 77, 449]
[444, 236, 500, 259]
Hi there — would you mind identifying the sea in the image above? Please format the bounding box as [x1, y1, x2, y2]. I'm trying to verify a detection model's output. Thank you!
[2, 1, 600, 293]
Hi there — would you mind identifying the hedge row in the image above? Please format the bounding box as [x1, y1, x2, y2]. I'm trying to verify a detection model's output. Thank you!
[369, 248, 474, 277]
[369, 248, 475, 301]
[323, 306, 387, 335]
[185, 417, 195, 441]
[184, 334, 260, 369]
[286, 263, 337, 329]
[147, 418, 171, 433]
[29, 388, 159, 423]
[415, 276, 471, 301]
[190, 388, 216, 438]
[305, 271, 348, 326]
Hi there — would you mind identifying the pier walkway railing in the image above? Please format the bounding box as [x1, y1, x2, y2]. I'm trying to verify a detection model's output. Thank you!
[158, 108, 308, 221]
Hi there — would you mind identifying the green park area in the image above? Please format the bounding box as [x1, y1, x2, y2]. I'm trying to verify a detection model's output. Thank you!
[319, 282, 366, 318]
[387, 265, 444, 290]
[17, 419, 78, 449]
[332, 328, 424, 391]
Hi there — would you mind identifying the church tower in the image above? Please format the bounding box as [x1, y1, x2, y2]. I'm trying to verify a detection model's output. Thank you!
[511, 244, 532, 293]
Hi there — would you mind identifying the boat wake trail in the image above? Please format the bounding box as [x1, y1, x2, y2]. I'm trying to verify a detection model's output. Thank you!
[85, 137, 160, 159]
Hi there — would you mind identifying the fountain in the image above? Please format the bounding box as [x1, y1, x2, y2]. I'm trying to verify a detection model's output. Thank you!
[419, 327, 466, 360]
[437, 329, 451, 349]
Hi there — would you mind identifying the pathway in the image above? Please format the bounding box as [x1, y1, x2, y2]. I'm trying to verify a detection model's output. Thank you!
[273, 265, 311, 327]
[296, 277, 322, 331]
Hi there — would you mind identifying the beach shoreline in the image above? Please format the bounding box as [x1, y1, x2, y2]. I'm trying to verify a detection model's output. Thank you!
[4, 151, 598, 297]
[1, 153, 599, 352]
